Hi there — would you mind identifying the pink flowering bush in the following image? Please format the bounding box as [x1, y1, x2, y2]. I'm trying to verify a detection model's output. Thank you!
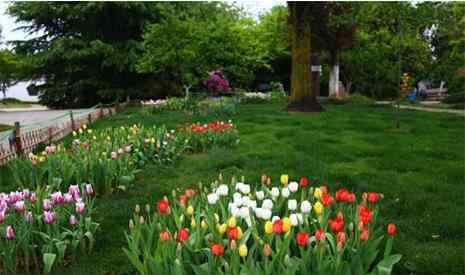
[204, 70, 230, 96]
[0, 183, 98, 274]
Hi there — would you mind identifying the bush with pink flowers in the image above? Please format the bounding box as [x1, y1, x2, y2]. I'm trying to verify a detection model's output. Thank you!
[0, 183, 98, 274]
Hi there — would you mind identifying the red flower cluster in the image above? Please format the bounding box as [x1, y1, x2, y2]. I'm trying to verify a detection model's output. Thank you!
[335, 188, 356, 203]
[190, 121, 233, 133]
[328, 212, 344, 233]
[273, 220, 284, 234]
[321, 194, 334, 206]
[315, 229, 325, 241]
[179, 188, 196, 205]
[227, 227, 240, 240]
[358, 205, 373, 225]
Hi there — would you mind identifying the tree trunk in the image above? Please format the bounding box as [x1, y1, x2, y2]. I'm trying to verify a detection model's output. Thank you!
[288, 3, 322, 112]
[328, 51, 340, 98]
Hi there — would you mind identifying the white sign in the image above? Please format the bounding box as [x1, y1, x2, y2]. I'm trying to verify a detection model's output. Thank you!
[311, 65, 322, 72]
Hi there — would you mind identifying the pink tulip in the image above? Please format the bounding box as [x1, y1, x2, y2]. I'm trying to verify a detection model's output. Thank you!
[75, 201, 85, 214]
[51, 191, 64, 204]
[69, 215, 77, 226]
[68, 185, 81, 200]
[64, 193, 73, 203]
[6, 225, 14, 240]
[0, 200, 7, 212]
[24, 211, 33, 223]
[85, 184, 94, 196]
[43, 199, 52, 210]
[0, 210, 6, 223]
[15, 200, 26, 213]
[22, 189, 30, 199]
[43, 211, 56, 224]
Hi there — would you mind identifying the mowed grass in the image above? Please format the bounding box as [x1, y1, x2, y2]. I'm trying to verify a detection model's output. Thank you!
[1, 103, 464, 275]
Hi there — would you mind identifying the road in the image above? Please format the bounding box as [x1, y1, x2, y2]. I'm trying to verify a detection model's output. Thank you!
[0, 109, 88, 126]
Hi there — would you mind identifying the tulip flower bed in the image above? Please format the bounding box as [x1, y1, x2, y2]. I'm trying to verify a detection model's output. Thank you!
[0, 183, 98, 274]
[124, 174, 401, 275]
[182, 121, 240, 152]
[8, 124, 188, 194]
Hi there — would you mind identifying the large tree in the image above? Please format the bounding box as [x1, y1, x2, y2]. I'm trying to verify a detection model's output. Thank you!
[287, 2, 323, 112]
[8, 2, 160, 108]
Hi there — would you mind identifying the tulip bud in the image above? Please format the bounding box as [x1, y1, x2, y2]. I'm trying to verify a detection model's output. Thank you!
[230, 240, 237, 250]
[231, 176, 236, 185]
[219, 173, 223, 182]
[349, 222, 354, 232]
[266, 177, 271, 185]
[145, 204, 150, 213]
[191, 218, 196, 228]
[238, 244, 248, 257]
[135, 204, 141, 214]
[263, 243, 272, 257]
[261, 174, 267, 184]
[241, 175, 245, 182]
[129, 219, 135, 230]
[201, 219, 208, 230]
[139, 216, 145, 224]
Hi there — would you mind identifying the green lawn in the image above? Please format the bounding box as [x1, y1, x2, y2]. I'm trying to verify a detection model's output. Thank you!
[1, 103, 464, 275]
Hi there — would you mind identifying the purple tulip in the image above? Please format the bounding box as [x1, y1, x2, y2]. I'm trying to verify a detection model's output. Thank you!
[29, 192, 37, 203]
[0, 200, 7, 212]
[68, 185, 81, 200]
[14, 200, 26, 213]
[0, 210, 6, 223]
[64, 193, 73, 203]
[75, 201, 85, 214]
[69, 215, 77, 226]
[43, 199, 52, 210]
[6, 225, 14, 240]
[51, 191, 64, 204]
[43, 211, 56, 224]
[24, 211, 33, 223]
[22, 189, 30, 199]
[85, 184, 94, 196]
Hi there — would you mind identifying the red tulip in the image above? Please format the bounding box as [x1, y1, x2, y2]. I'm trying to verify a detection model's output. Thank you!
[156, 199, 170, 215]
[328, 215, 344, 233]
[227, 227, 239, 240]
[273, 219, 283, 234]
[179, 194, 187, 206]
[177, 228, 189, 241]
[363, 192, 380, 203]
[296, 231, 309, 246]
[320, 185, 328, 195]
[335, 188, 356, 202]
[360, 227, 369, 241]
[160, 230, 171, 241]
[358, 205, 372, 225]
[336, 231, 346, 247]
[321, 194, 334, 206]
[211, 243, 225, 256]
[315, 229, 325, 241]
[387, 223, 396, 236]
[185, 188, 196, 198]
[299, 176, 309, 188]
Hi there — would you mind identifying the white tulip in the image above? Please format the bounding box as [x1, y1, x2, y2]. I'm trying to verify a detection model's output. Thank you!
[241, 184, 251, 194]
[207, 193, 219, 204]
[261, 208, 272, 220]
[289, 181, 299, 193]
[288, 199, 297, 211]
[233, 196, 243, 207]
[290, 213, 299, 226]
[235, 182, 244, 191]
[271, 187, 280, 198]
[239, 207, 249, 218]
[242, 196, 250, 206]
[272, 216, 280, 223]
[247, 200, 257, 209]
[262, 199, 273, 210]
[230, 205, 240, 217]
[255, 208, 263, 219]
[216, 184, 229, 196]
[281, 187, 290, 198]
[300, 200, 312, 213]
[256, 191, 265, 200]
[297, 213, 304, 224]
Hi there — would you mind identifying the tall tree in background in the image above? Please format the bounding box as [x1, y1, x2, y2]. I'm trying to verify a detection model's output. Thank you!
[8, 2, 159, 108]
[287, 2, 323, 112]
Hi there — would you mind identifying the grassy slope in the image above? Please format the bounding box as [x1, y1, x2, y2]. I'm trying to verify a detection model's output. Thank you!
[0, 124, 12, 132]
[3, 103, 464, 275]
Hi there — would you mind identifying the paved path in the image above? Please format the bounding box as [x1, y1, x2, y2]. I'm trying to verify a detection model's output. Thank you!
[376, 102, 465, 117]
[0, 109, 87, 126]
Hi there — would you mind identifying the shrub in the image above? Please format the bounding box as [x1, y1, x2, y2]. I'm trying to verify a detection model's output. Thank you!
[204, 71, 230, 96]
[124, 174, 401, 275]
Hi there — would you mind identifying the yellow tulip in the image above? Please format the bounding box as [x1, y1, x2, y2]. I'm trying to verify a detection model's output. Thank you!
[239, 244, 248, 257]
[282, 217, 291, 233]
[72, 131, 77, 136]
[186, 205, 194, 216]
[191, 218, 196, 228]
[228, 217, 236, 228]
[237, 226, 243, 239]
[82, 124, 87, 130]
[314, 201, 323, 215]
[217, 223, 227, 235]
[280, 174, 289, 185]
[201, 219, 208, 230]
[264, 221, 273, 234]
[314, 188, 322, 199]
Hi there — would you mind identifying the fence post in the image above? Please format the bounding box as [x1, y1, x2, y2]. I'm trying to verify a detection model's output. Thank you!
[69, 111, 75, 130]
[13, 121, 23, 155]
[88, 113, 92, 124]
[48, 127, 53, 145]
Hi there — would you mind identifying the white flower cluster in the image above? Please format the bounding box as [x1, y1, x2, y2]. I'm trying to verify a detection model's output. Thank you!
[243, 92, 271, 100]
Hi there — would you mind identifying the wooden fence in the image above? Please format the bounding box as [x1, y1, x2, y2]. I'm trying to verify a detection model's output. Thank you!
[0, 105, 122, 166]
